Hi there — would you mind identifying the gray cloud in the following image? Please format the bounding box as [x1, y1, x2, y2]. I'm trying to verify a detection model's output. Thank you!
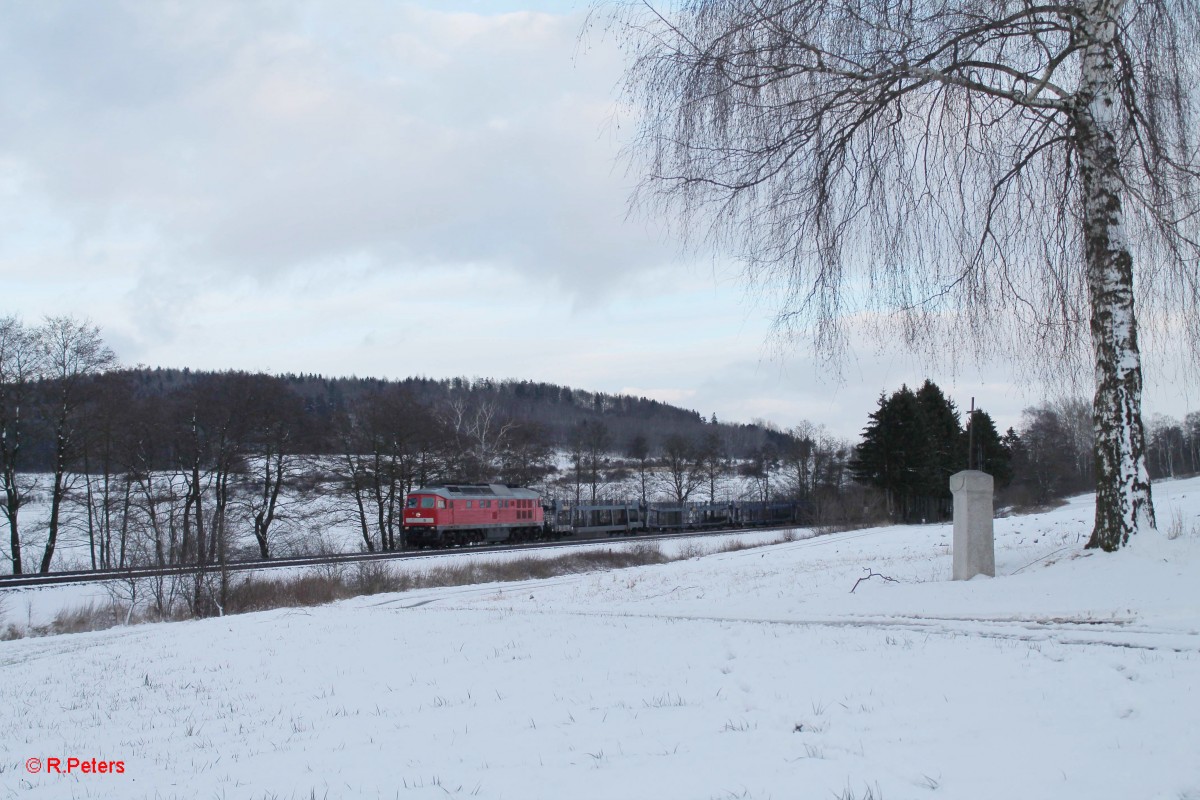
[0, 3, 668, 299]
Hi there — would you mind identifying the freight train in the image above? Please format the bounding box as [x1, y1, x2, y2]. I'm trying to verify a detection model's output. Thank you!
[402, 483, 803, 548]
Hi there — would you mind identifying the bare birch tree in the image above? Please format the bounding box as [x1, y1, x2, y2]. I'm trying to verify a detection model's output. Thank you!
[36, 316, 117, 572]
[596, 0, 1200, 550]
[441, 396, 516, 482]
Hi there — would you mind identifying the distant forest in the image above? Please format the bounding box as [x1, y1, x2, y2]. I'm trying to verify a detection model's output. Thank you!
[14, 367, 791, 470]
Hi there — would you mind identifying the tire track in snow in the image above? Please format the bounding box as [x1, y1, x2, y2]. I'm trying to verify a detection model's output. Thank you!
[580, 610, 1200, 652]
[397, 602, 1200, 653]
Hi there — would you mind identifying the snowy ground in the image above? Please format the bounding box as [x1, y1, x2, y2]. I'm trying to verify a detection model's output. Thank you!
[2, 478, 1198, 799]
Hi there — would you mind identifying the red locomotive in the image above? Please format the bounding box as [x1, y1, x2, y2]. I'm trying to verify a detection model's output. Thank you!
[402, 483, 546, 548]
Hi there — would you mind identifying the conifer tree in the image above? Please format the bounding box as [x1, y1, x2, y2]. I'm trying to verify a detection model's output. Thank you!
[965, 410, 1014, 487]
[914, 381, 963, 505]
[852, 381, 968, 522]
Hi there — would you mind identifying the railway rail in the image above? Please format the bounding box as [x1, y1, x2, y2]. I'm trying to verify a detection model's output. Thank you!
[0, 522, 806, 591]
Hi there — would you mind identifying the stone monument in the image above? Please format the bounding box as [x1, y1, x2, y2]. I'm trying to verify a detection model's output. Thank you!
[950, 470, 995, 580]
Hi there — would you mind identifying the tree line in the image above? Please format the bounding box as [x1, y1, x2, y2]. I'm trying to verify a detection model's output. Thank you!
[0, 316, 803, 576]
[5, 316, 1194, 581]
[850, 381, 1199, 523]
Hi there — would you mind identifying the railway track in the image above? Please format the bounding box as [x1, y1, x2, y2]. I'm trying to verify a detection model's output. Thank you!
[0, 524, 806, 591]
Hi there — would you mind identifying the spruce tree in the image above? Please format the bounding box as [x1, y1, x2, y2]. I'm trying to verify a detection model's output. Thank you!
[914, 380, 963, 512]
[853, 381, 965, 522]
[851, 386, 932, 522]
[964, 410, 1014, 487]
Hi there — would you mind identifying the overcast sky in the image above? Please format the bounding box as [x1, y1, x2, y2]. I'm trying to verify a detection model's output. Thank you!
[1, 0, 1194, 440]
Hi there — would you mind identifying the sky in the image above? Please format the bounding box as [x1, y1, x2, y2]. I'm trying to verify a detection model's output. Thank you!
[0, 0, 1194, 440]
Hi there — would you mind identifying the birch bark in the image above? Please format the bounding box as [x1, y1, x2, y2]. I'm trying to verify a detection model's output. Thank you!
[1076, 0, 1156, 550]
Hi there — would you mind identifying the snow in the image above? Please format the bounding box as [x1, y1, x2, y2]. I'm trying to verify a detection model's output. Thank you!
[2, 478, 1199, 799]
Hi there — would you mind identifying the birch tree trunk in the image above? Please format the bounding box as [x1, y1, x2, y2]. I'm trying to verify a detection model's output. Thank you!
[3, 459, 23, 574]
[39, 408, 69, 573]
[1077, 0, 1156, 550]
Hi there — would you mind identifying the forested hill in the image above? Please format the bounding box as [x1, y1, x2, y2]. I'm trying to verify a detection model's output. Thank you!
[16, 367, 786, 470]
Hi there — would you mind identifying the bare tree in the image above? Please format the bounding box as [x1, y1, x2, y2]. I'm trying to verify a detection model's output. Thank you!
[566, 423, 588, 506]
[598, 0, 1200, 550]
[76, 373, 139, 570]
[238, 376, 305, 559]
[123, 395, 179, 566]
[173, 401, 210, 568]
[36, 316, 117, 573]
[335, 441, 378, 553]
[1012, 406, 1082, 502]
[780, 423, 818, 502]
[441, 396, 516, 482]
[580, 420, 612, 502]
[1054, 397, 1097, 488]
[164, 373, 252, 610]
[698, 429, 729, 502]
[741, 442, 780, 502]
[1146, 414, 1185, 478]
[659, 432, 704, 502]
[1186, 412, 1200, 474]
[131, 469, 185, 568]
[0, 317, 40, 574]
[499, 422, 556, 487]
[335, 388, 448, 552]
[627, 432, 652, 504]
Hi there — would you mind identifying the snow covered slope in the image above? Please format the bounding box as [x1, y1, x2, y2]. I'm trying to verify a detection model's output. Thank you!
[2, 477, 1198, 799]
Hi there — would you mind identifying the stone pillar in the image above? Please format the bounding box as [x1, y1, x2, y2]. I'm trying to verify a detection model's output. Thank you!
[950, 470, 995, 580]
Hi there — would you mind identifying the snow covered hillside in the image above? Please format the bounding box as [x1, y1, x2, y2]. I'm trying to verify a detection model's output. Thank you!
[2, 478, 1199, 799]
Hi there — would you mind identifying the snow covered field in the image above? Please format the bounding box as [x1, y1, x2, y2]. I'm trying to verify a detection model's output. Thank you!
[2, 478, 1199, 799]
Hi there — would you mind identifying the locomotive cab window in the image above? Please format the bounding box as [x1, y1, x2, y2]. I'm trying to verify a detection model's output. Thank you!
[406, 498, 417, 508]
[420, 497, 435, 509]
[437, 499, 446, 509]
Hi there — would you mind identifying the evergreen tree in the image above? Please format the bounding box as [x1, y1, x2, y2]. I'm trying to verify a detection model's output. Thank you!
[964, 410, 1013, 487]
[914, 380, 963, 503]
[851, 386, 928, 521]
[851, 381, 964, 522]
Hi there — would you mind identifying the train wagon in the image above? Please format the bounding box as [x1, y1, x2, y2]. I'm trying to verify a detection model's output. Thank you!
[545, 500, 646, 536]
[402, 483, 546, 548]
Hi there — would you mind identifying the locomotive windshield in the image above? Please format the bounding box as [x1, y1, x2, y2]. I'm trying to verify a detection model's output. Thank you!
[406, 496, 436, 509]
